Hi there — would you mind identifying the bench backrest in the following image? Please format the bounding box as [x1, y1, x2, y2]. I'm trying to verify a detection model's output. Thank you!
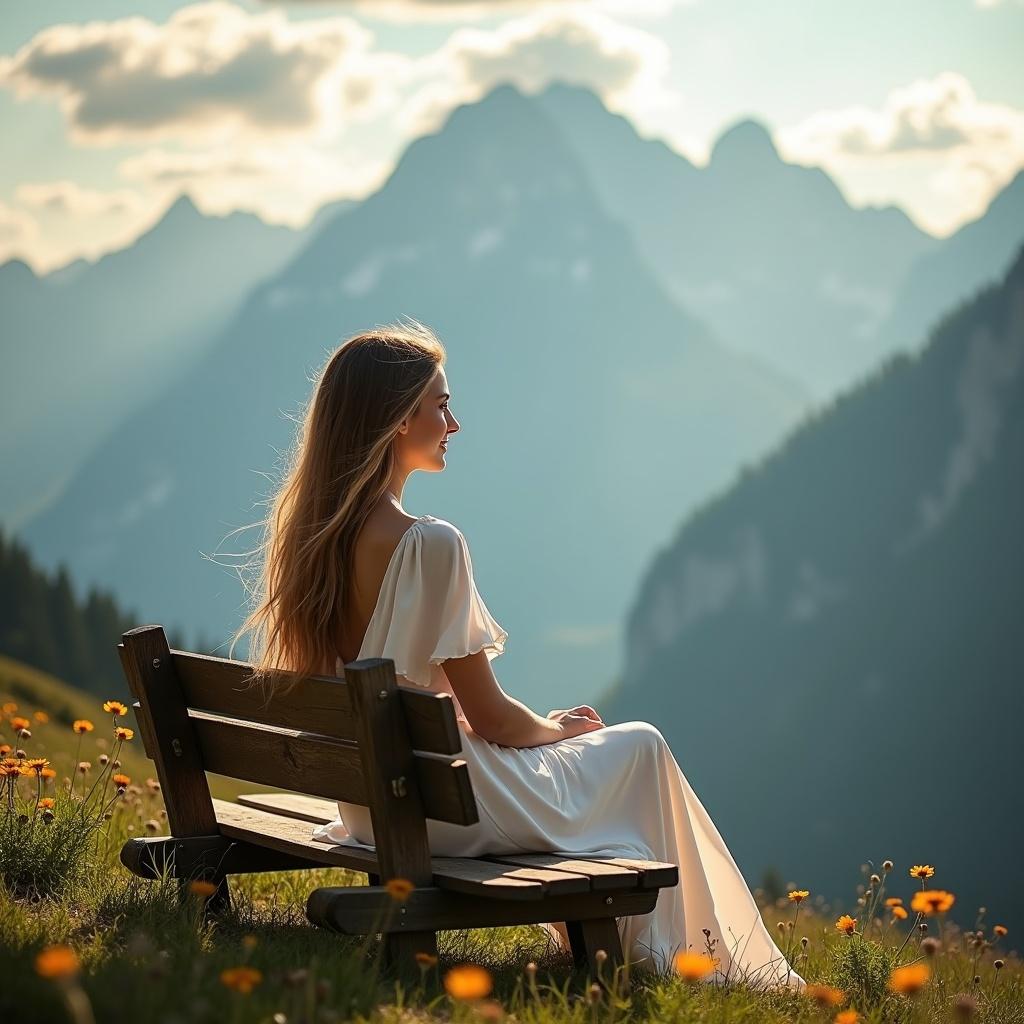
[117, 623, 478, 886]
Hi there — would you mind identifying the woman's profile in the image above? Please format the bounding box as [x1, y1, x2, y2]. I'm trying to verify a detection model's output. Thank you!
[230, 318, 807, 990]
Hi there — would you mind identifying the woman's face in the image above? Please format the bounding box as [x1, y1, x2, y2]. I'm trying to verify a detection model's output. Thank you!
[398, 367, 459, 469]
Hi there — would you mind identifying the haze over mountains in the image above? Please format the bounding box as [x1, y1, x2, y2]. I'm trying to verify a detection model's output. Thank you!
[7, 79, 1024, 739]
[0, 196, 318, 527]
[600, 243, 1024, 933]
[17, 83, 810, 712]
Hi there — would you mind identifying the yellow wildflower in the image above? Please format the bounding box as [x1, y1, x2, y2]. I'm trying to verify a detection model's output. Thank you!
[788, 889, 810, 903]
[836, 914, 857, 935]
[909, 865, 935, 880]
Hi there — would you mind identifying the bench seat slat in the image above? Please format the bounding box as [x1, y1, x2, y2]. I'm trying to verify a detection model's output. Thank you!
[213, 799, 551, 901]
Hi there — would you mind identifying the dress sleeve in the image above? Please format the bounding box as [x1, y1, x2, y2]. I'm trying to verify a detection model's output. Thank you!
[367, 520, 508, 689]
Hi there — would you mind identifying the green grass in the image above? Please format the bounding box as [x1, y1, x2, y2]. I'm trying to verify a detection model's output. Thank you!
[2, 668, 1022, 1024]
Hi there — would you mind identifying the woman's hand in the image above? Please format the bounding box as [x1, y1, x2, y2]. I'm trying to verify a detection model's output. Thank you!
[546, 705, 605, 739]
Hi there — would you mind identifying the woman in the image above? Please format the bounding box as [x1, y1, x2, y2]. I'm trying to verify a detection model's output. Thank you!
[231, 319, 806, 991]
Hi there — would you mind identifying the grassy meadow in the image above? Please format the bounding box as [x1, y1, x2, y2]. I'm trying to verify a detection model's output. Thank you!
[1, 655, 1020, 1024]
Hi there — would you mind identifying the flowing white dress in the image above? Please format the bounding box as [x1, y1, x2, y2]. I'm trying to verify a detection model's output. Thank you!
[311, 515, 806, 991]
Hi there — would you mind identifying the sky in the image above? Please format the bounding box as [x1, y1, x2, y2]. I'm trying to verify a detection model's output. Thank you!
[2, 0, 1022, 273]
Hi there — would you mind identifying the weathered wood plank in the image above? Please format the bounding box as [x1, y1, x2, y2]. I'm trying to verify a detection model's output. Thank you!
[189, 711, 477, 825]
[485, 853, 639, 890]
[172, 649, 462, 754]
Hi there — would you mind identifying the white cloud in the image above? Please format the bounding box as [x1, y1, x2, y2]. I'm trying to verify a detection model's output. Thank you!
[0, 1, 412, 146]
[777, 72, 1024, 231]
[256, 0, 692, 23]
[395, 4, 675, 139]
[0, 201, 39, 249]
[15, 180, 144, 218]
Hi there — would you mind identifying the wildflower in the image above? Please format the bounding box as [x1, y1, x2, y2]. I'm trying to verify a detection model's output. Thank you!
[9, 716, 30, 731]
[99, 754, 109, 766]
[2, 701, 16, 714]
[836, 915, 857, 935]
[41, 766, 56, 779]
[891, 905, 908, 920]
[385, 877, 415, 902]
[672, 951, 717, 980]
[952, 992, 978, 1019]
[35, 945, 80, 979]
[806, 984, 846, 1007]
[0, 743, 10, 755]
[993, 925, 1007, 937]
[788, 889, 810, 903]
[73, 719, 94, 734]
[189, 880, 219, 897]
[242, 935, 258, 951]
[910, 864, 935, 880]
[524, 962, 537, 979]
[34, 710, 49, 723]
[114, 726, 134, 741]
[835, 1011, 860, 1024]
[587, 983, 602, 1004]
[220, 966, 262, 994]
[146, 778, 160, 791]
[477, 998, 505, 1021]
[37, 797, 55, 810]
[870, 874, 881, 886]
[112, 773, 131, 788]
[444, 963, 493, 999]
[911, 890, 955, 915]
[994, 959, 1004, 970]
[25, 757, 50, 775]
[415, 951, 438, 967]
[888, 962, 930, 995]
[103, 700, 129, 716]
[595, 948, 608, 964]
[77, 761, 91, 773]
[882, 859, 894, 872]
[884, 897, 903, 907]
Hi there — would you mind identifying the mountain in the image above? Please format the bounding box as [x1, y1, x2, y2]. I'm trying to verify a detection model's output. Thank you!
[600, 242, 1024, 933]
[0, 194, 310, 528]
[537, 82, 945, 398]
[873, 169, 1024, 360]
[19, 82, 811, 714]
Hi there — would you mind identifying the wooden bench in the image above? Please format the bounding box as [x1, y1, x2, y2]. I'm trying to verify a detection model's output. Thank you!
[116, 624, 678, 980]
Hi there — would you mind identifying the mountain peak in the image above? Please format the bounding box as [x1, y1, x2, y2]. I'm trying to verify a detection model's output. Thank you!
[710, 118, 779, 167]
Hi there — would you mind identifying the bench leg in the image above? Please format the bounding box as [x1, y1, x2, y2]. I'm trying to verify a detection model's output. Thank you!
[566, 917, 623, 980]
[383, 930, 438, 984]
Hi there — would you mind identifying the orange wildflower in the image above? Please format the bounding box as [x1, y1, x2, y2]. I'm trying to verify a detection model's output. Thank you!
[888, 962, 930, 995]
[911, 890, 955, 915]
[73, 719, 94, 734]
[220, 966, 262, 994]
[35, 945, 80, 979]
[884, 897, 903, 907]
[189, 880, 219, 897]
[9, 716, 30, 731]
[909, 865, 935, 880]
[0, 743, 10, 756]
[41, 766, 57, 779]
[37, 797, 55, 810]
[112, 773, 131, 787]
[993, 925, 1008, 937]
[103, 700, 129, 716]
[672, 951, 718, 980]
[836, 914, 857, 935]
[33, 710, 49, 723]
[835, 1011, 860, 1024]
[114, 726, 134, 741]
[444, 963, 493, 999]
[806, 984, 846, 1007]
[385, 877, 415, 902]
[891, 905, 908, 920]
[415, 951, 439, 967]
[1, 701, 16, 714]
[25, 757, 50, 775]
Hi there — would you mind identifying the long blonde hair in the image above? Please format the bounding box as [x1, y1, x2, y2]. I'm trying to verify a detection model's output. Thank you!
[227, 316, 445, 698]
